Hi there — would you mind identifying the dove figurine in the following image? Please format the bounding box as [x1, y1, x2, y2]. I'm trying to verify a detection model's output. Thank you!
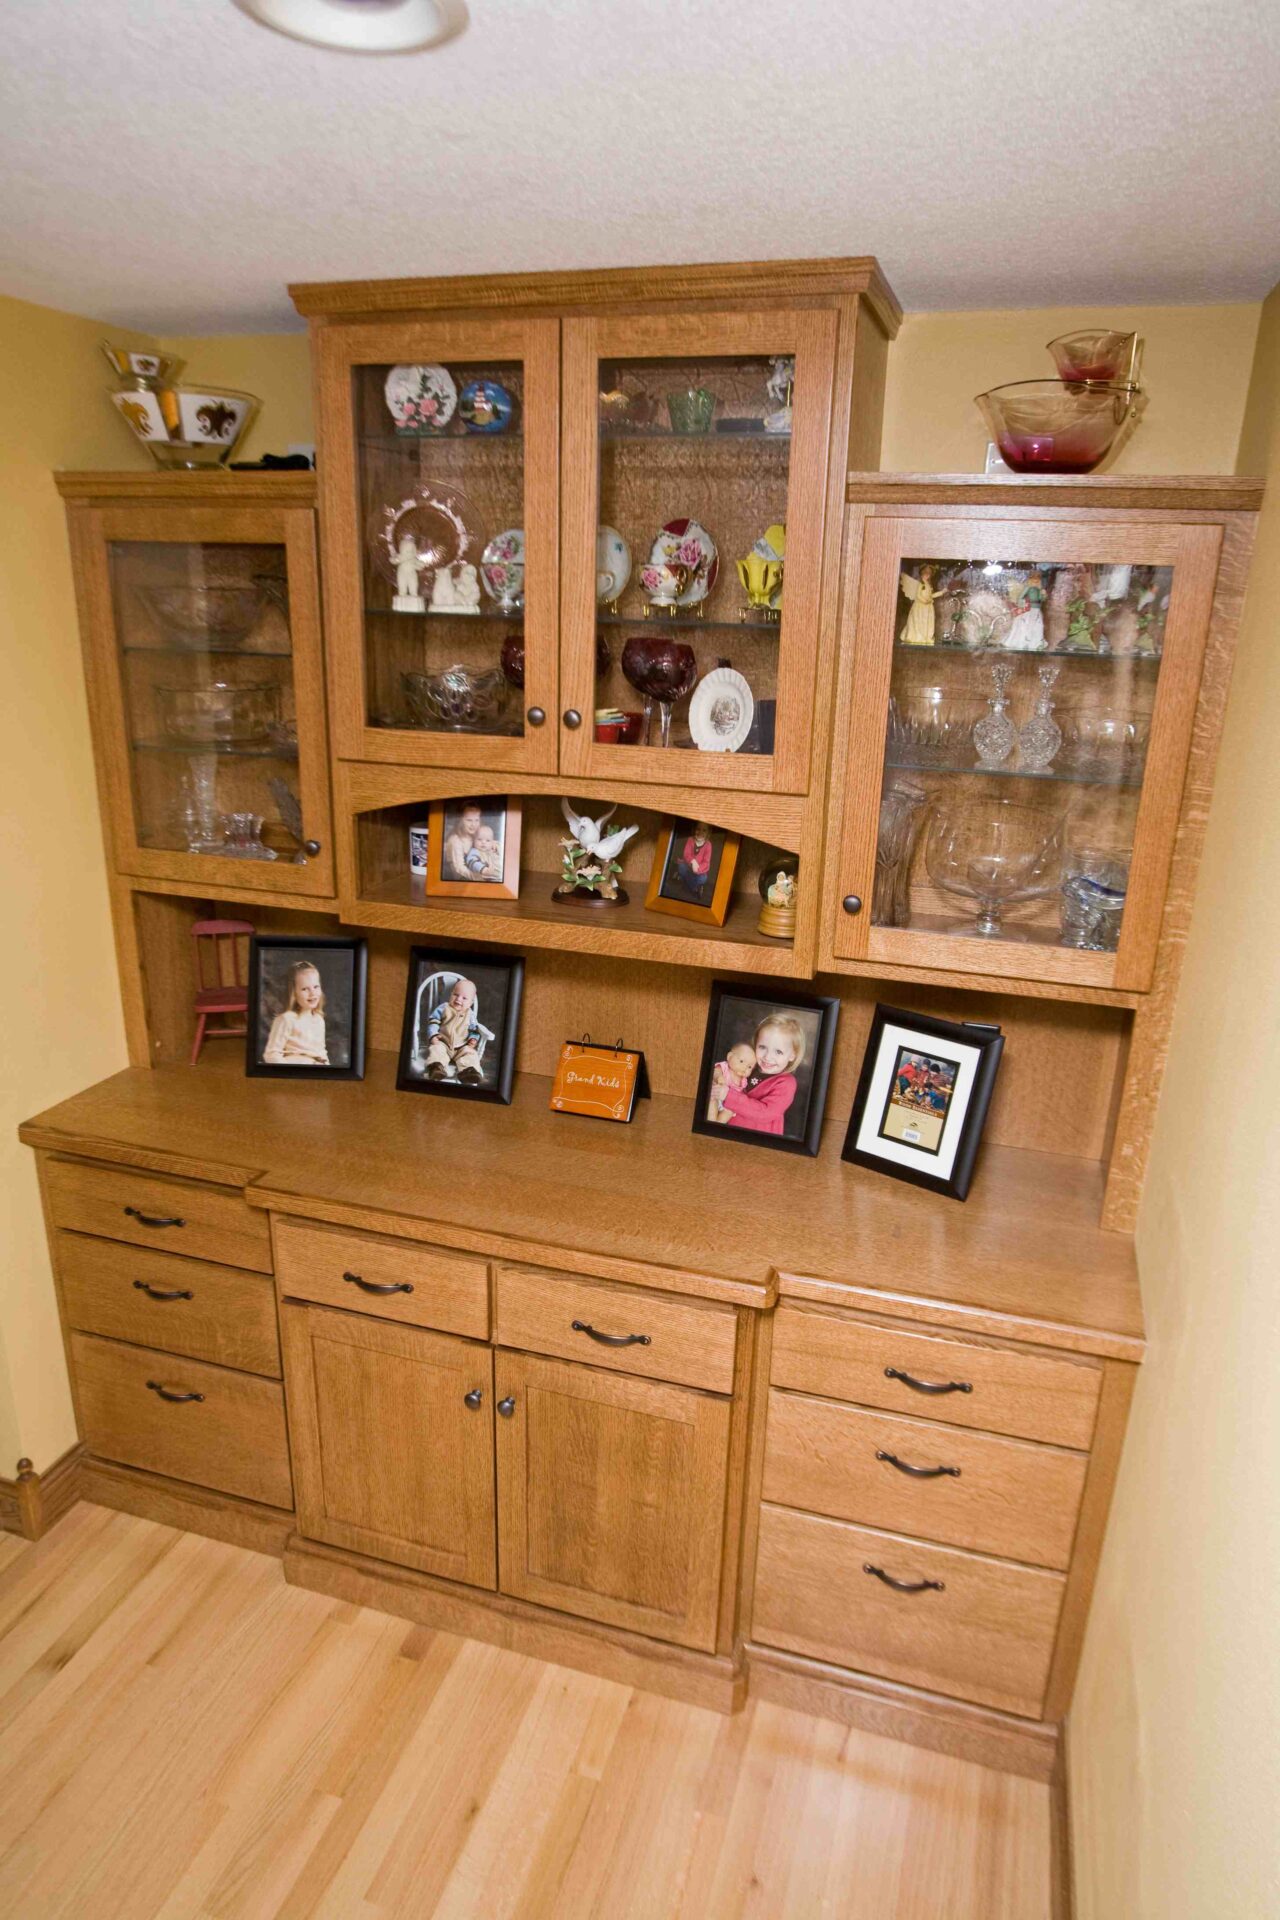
[554, 797, 640, 906]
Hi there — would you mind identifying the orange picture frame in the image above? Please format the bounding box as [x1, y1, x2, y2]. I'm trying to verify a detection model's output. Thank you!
[424, 796, 522, 900]
[644, 817, 740, 926]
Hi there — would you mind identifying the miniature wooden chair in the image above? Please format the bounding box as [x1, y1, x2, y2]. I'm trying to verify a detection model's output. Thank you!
[189, 919, 254, 1065]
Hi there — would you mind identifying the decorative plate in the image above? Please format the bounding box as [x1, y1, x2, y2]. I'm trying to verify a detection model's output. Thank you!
[384, 363, 458, 435]
[481, 528, 525, 610]
[688, 666, 754, 754]
[647, 518, 718, 608]
[459, 378, 516, 434]
[368, 482, 476, 586]
[596, 525, 632, 603]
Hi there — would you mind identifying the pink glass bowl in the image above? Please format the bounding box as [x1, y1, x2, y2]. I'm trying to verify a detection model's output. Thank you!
[976, 381, 1143, 474]
[1047, 329, 1138, 385]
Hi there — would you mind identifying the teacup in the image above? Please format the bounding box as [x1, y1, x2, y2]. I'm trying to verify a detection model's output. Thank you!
[737, 552, 782, 609]
[641, 562, 688, 606]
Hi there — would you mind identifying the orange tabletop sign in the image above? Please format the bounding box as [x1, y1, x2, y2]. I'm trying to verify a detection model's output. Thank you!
[550, 1040, 647, 1123]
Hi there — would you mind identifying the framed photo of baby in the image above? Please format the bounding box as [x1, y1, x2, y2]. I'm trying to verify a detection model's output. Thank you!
[692, 982, 839, 1157]
[842, 1004, 1004, 1200]
[396, 946, 524, 1104]
[424, 797, 522, 901]
[246, 936, 368, 1081]
[645, 818, 740, 926]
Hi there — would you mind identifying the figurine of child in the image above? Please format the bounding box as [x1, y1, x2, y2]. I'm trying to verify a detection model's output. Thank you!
[443, 802, 483, 879]
[392, 533, 427, 612]
[898, 564, 939, 647]
[1005, 570, 1046, 651]
[463, 822, 503, 882]
[424, 977, 485, 1085]
[262, 960, 329, 1067]
[710, 1013, 806, 1136]
[707, 1040, 757, 1124]
[676, 822, 714, 901]
[429, 565, 457, 612]
[454, 562, 481, 613]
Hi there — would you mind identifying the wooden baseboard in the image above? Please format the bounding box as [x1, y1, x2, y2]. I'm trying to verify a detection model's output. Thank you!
[285, 1534, 744, 1714]
[80, 1458, 295, 1556]
[745, 1642, 1059, 1781]
[1050, 1719, 1076, 1920]
[0, 1443, 87, 1540]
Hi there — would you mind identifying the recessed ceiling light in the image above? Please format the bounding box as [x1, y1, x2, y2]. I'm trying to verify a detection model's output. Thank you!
[233, 0, 467, 53]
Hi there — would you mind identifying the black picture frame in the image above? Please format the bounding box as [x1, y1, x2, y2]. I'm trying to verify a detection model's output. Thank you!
[691, 980, 839, 1157]
[245, 936, 367, 1081]
[396, 946, 524, 1105]
[842, 1003, 1004, 1201]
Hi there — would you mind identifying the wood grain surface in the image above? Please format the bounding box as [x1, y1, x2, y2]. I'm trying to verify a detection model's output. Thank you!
[57, 1232, 281, 1376]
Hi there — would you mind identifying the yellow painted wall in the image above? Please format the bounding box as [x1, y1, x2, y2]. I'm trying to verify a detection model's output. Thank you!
[1069, 284, 1280, 1917]
[0, 295, 150, 1472]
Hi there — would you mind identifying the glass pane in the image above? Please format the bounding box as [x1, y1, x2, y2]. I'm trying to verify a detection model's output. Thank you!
[875, 555, 1172, 952]
[355, 360, 525, 737]
[593, 352, 793, 754]
[110, 540, 305, 863]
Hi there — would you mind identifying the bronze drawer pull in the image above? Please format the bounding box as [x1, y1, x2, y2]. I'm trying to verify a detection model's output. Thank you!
[863, 1562, 945, 1594]
[464, 1388, 483, 1410]
[343, 1270, 414, 1296]
[884, 1365, 972, 1396]
[876, 1449, 960, 1480]
[498, 1395, 517, 1418]
[133, 1280, 194, 1302]
[571, 1320, 651, 1348]
[124, 1206, 185, 1229]
[146, 1380, 205, 1404]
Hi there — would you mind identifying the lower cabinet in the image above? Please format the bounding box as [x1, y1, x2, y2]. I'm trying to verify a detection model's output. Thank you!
[281, 1302, 497, 1589]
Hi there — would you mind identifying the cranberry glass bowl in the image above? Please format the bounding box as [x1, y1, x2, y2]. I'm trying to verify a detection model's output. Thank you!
[976, 380, 1143, 474]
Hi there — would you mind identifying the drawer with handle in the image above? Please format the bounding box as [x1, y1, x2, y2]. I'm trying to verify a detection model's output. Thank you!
[274, 1218, 488, 1341]
[494, 1264, 736, 1394]
[762, 1389, 1087, 1571]
[70, 1331, 292, 1509]
[753, 1502, 1064, 1719]
[58, 1233, 280, 1377]
[771, 1304, 1101, 1451]
[45, 1158, 271, 1274]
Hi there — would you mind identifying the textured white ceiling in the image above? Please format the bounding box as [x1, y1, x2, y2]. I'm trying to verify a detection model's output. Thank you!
[2, 0, 1278, 332]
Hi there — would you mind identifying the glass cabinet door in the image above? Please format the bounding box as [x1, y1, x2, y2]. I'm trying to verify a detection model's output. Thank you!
[831, 516, 1222, 990]
[315, 318, 559, 773]
[86, 505, 334, 895]
[559, 311, 837, 794]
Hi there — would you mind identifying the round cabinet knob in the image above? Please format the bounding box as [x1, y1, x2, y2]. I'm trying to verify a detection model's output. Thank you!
[303, 839, 322, 857]
[497, 1395, 517, 1418]
[842, 894, 863, 915]
[464, 1387, 483, 1410]
[562, 708, 582, 730]
[526, 706, 546, 727]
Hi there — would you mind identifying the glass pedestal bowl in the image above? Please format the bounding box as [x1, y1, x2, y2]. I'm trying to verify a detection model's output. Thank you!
[925, 797, 1063, 938]
[975, 380, 1144, 473]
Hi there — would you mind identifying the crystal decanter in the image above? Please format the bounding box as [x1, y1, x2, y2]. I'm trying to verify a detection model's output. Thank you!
[1018, 662, 1063, 772]
[973, 658, 1018, 768]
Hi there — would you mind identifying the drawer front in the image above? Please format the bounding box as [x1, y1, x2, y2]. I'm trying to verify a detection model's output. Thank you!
[71, 1331, 292, 1509]
[494, 1264, 736, 1393]
[762, 1390, 1087, 1570]
[772, 1305, 1100, 1450]
[59, 1233, 281, 1377]
[753, 1503, 1064, 1719]
[274, 1219, 488, 1339]
[45, 1159, 271, 1274]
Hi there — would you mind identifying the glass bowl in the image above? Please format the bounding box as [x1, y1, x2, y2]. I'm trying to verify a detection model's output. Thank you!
[1055, 704, 1152, 783]
[139, 584, 266, 647]
[975, 380, 1144, 473]
[401, 665, 509, 731]
[157, 681, 282, 746]
[1047, 329, 1139, 384]
[925, 797, 1064, 937]
[887, 685, 987, 769]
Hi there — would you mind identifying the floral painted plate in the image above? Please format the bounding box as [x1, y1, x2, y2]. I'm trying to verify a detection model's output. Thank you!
[645, 518, 718, 609]
[481, 529, 525, 611]
[384, 363, 458, 435]
[368, 483, 476, 587]
[459, 378, 516, 434]
[595, 525, 632, 603]
[688, 665, 754, 753]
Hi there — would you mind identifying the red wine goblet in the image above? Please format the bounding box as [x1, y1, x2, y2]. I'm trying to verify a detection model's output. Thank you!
[621, 636, 697, 747]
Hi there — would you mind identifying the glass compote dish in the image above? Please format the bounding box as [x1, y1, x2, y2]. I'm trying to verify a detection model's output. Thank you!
[925, 797, 1063, 938]
[621, 636, 697, 747]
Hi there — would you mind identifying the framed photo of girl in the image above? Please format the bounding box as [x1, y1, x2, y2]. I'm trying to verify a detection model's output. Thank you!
[645, 817, 740, 926]
[424, 796, 521, 901]
[246, 936, 368, 1081]
[396, 946, 524, 1104]
[692, 981, 839, 1156]
[842, 1004, 1004, 1200]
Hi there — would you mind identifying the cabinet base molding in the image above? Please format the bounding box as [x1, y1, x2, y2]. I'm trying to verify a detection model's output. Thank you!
[79, 1457, 296, 1557]
[0, 1443, 87, 1540]
[284, 1534, 744, 1714]
[745, 1642, 1058, 1781]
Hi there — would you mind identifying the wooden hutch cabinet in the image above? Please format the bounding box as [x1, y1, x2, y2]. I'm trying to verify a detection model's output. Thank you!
[19, 261, 1264, 1786]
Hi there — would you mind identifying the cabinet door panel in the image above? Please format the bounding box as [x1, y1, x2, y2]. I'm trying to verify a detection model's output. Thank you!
[282, 1302, 495, 1588]
[495, 1349, 730, 1651]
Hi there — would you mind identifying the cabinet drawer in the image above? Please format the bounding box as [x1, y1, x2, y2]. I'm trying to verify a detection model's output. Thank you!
[58, 1233, 280, 1377]
[45, 1159, 271, 1274]
[275, 1219, 488, 1340]
[494, 1264, 736, 1393]
[763, 1390, 1086, 1570]
[772, 1305, 1100, 1450]
[753, 1503, 1064, 1719]
[70, 1331, 292, 1509]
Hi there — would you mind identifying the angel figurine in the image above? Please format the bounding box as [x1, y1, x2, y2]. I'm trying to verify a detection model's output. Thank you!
[392, 533, 428, 612]
[898, 564, 939, 647]
[553, 798, 639, 907]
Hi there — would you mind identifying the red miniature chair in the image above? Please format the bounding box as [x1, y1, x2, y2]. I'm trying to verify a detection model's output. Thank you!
[189, 919, 255, 1065]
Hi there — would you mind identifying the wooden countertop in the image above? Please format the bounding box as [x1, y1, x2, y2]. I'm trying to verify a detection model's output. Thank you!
[20, 1051, 1143, 1359]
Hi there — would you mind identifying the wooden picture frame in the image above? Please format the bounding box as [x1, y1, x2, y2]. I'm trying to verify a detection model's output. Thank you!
[246, 935, 367, 1081]
[644, 817, 740, 926]
[842, 1003, 1004, 1201]
[396, 946, 524, 1105]
[424, 796, 522, 900]
[692, 980, 839, 1157]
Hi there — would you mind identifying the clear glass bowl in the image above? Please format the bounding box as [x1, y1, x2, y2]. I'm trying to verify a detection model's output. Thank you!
[925, 797, 1064, 937]
[887, 685, 986, 769]
[1055, 704, 1152, 783]
[975, 380, 1144, 473]
[401, 665, 509, 731]
[157, 681, 282, 746]
[139, 585, 266, 647]
[1046, 329, 1139, 384]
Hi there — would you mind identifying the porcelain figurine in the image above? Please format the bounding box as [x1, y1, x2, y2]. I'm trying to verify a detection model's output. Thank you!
[392, 533, 428, 612]
[454, 562, 481, 613]
[1005, 570, 1047, 651]
[429, 565, 458, 613]
[764, 356, 794, 433]
[553, 798, 639, 906]
[898, 565, 940, 647]
[757, 858, 800, 939]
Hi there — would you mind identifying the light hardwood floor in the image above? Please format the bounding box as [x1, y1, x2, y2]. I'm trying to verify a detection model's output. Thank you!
[0, 1505, 1051, 1918]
